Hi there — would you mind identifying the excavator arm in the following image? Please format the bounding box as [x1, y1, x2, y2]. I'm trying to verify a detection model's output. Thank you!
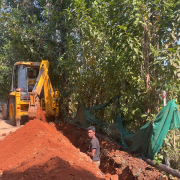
[28, 60, 59, 121]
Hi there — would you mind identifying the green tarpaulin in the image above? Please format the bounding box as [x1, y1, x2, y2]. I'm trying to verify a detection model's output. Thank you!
[74, 99, 180, 160]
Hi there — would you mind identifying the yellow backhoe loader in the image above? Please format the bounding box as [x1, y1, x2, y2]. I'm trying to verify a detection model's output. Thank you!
[2, 60, 59, 126]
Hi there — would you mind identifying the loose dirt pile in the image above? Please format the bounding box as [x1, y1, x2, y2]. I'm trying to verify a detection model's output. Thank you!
[0, 119, 105, 180]
[0, 119, 167, 180]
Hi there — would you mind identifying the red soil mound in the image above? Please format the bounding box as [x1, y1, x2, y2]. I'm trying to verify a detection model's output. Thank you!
[0, 119, 106, 180]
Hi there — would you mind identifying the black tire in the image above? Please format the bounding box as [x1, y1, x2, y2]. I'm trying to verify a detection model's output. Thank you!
[9, 97, 16, 126]
[2, 103, 8, 120]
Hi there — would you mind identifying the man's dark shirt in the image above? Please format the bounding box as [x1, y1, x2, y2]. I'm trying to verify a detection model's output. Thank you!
[89, 136, 100, 161]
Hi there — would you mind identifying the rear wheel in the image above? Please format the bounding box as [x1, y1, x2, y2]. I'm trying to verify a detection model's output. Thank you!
[9, 97, 16, 126]
[2, 103, 8, 120]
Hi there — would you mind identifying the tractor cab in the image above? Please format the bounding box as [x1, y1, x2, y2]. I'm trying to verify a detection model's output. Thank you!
[11, 62, 40, 100]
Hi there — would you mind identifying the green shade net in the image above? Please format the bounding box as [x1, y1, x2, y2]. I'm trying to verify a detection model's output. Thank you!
[74, 96, 118, 126]
[73, 99, 180, 160]
[145, 99, 180, 159]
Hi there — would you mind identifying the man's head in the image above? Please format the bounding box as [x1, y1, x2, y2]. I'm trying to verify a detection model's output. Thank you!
[29, 70, 34, 78]
[87, 126, 95, 139]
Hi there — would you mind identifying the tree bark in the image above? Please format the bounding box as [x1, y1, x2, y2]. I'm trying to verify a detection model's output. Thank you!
[144, 25, 150, 113]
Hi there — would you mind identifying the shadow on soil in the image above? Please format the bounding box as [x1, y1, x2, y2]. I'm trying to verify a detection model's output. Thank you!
[1, 156, 105, 180]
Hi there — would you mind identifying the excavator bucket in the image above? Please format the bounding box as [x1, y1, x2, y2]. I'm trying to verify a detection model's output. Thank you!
[28, 105, 37, 120]
[28, 93, 47, 122]
[28, 105, 47, 122]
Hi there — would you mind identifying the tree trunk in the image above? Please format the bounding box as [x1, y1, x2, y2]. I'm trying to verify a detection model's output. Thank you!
[144, 25, 150, 113]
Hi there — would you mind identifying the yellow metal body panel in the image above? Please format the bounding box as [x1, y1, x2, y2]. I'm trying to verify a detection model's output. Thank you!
[14, 62, 40, 66]
[9, 92, 16, 97]
[55, 91, 59, 116]
[9, 92, 29, 121]
[15, 92, 29, 117]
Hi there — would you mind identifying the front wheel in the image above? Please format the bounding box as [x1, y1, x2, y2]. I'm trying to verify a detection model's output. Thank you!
[9, 97, 16, 126]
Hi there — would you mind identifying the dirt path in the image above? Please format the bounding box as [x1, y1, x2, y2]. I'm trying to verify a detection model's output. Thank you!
[0, 114, 21, 140]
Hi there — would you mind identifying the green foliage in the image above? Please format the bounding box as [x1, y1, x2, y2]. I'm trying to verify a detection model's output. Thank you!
[154, 130, 180, 171]
[153, 154, 164, 165]
[0, 0, 180, 170]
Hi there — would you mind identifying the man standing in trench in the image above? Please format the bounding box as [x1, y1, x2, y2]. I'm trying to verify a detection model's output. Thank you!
[87, 126, 100, 167]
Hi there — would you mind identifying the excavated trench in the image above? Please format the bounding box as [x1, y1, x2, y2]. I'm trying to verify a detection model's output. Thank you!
[55, 123, 120, 175]
[55, 122, 166, 180]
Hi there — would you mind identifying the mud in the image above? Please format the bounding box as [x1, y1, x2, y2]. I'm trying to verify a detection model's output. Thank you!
[0, 119, 168, 180]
